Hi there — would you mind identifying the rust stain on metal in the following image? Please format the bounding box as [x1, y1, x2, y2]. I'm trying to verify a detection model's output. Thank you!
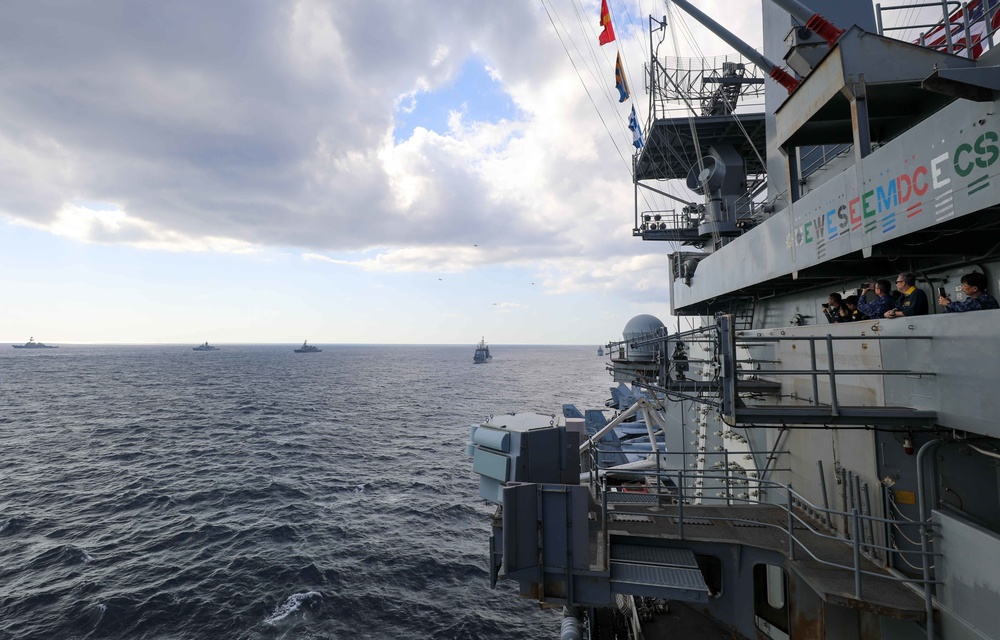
[790, 606, 823, 640]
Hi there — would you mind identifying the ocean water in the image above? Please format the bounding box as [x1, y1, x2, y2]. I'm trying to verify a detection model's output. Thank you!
[0, 344, 611, 639]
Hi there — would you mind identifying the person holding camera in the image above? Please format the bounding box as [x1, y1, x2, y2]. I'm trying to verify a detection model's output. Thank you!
[857, 280, 894, 320]
[938, 272, 999, 313]
[822, 293, 848, 323]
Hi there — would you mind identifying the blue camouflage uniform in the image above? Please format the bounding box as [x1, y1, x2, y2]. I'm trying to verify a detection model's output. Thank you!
[857, 294, 894, 319]
[943, 292, 1000, 313]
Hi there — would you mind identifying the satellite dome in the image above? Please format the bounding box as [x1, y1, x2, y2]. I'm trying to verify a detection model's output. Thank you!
[621, 314, 665, 361]
[623, 314, 665, 340]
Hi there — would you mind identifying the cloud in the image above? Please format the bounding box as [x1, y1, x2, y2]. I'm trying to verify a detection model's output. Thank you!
[304, 245, 492, 272]
[14, 202, 257, 253]
[0, 0, 761, 294]
[493, 302, 525, 313]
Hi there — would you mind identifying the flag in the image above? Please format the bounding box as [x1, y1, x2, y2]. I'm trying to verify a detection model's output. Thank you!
[598, 0, 615, 45]
[920, 0, 1000, 58]
[628, 105, 644, 149]
[614, 52, 629, 102]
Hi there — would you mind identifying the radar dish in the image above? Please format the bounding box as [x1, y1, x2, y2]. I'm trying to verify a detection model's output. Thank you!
[685, 156, 726, 194]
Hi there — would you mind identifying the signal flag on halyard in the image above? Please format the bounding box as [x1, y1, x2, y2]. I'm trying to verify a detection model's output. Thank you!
[614, 52, 629, 102]
[598, 0, 615, 45]
[629, 105, 644, 149]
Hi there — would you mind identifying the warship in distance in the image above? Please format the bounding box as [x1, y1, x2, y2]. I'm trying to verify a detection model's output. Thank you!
[192, 342, 219, 351]
[473, 337, 492, 364]
[12, 337, 57, 349]
[294, 340, 321, 353]
[468, 1, 1000, 638]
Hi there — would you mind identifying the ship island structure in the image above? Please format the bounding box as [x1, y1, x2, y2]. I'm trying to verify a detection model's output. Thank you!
[468, 0, 1000, 638]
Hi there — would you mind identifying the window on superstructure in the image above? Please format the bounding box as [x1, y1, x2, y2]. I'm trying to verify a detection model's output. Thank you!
[753, 563, 789, 640]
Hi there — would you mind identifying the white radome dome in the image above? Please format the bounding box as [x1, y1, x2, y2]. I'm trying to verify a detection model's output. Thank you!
[622, 314, 665, 340]
[621, 314, 665, 361]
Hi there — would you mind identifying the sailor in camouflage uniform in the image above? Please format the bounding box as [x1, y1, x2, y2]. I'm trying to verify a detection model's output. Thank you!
[940, 271, 1000, 313]
[857, 279, 895, 319]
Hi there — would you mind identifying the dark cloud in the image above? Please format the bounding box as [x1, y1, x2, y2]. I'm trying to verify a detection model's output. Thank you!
[0, 0, 655, 278]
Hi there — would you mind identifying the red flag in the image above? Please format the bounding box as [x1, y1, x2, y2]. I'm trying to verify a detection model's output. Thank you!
[598, 0, 615, 45]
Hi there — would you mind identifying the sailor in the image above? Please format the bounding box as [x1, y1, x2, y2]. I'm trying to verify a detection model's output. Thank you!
[671, 341, 689, 380]
[842, 295, 861, 322]
[939, 271, 1000, 313]
[857, 280, 894, 319]
[885, 272, 928, 318]
[822, 293, 847, 323]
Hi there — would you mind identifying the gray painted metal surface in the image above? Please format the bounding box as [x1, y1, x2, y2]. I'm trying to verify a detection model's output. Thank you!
[934, 511, 1000, 639]
[501, 482, 591, 575]
[470, 0, 1000, 637]
[672, 98, 1000, 310]
[610, 543, 700, 568]
[609, 562, 710, 600]
[774, 28, 974, 148]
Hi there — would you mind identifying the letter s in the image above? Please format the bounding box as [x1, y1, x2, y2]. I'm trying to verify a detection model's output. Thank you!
[975, 131, 999, 169]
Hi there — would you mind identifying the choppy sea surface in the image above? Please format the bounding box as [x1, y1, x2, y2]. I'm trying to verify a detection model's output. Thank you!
[0, 344, 611, 639]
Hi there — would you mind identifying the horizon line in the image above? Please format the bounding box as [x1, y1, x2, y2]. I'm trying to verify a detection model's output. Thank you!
[4, 341, 609, 347]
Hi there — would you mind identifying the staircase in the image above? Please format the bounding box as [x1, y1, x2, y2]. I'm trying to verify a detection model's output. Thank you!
[609, 543, 710, 603]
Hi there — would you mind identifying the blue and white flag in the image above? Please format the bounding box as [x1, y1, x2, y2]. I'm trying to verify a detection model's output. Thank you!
[628, 105, 644, 149]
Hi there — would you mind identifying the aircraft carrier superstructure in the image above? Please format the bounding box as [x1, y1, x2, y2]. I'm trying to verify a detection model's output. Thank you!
[469, 1, 1000, 638]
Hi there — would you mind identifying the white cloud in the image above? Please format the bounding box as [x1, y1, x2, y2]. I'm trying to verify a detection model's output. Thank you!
[0, 0, 762, 297]
[493, 302, 525, 313]
[15, 203, 257, 254]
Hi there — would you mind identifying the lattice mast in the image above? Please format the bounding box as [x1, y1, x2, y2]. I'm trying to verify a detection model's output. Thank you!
[646, 17, 767, 120]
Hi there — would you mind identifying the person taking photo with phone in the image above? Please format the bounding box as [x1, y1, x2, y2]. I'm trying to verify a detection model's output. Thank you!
[939, 272, 1000, 313]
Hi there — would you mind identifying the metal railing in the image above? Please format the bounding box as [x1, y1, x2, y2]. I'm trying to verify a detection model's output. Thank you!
[646, 40, 765, 119]
[877, 0, 1000, 59]
[584, 440, 790, 499]
[606, 319, 937, 421]
[636, 208, 691, 234]
[800, 143, 852, 181]
[729, 332, 935, 417]
[595, 466, 941, 603]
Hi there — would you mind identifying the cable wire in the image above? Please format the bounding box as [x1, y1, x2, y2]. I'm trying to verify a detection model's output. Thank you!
[539, 0, 633, 172]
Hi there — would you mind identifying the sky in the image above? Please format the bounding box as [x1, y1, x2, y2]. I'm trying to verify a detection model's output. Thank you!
[0, 0, 768, 345]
